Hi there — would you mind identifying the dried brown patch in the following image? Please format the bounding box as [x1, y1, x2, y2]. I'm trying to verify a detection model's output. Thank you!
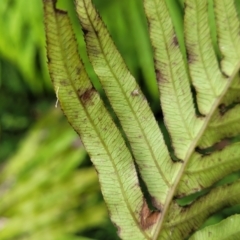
[60, 80, 69, 86]
[140, 200, 161, 230]
[186, 50, 196, 64]
[155, 69, 167, 83]
[78, 87, 96, 104]
[213, 139, 231, 151]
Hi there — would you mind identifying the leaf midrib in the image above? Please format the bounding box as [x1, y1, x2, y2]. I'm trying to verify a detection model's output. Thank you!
[153, 61, 240, 239]
[53, 12, 150, 240]
[82, 0, 171, 188]
[151, 0, 240, 234]
[194, 0, 219, 97]
[152, 0, 195, 142]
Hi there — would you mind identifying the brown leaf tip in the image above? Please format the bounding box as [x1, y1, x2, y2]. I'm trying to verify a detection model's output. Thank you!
[140, 200, 161, 230]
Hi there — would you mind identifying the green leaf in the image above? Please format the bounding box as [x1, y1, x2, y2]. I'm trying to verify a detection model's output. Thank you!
[43, 0, 240, 239]
[199, 104, 240, 148]
[75, 0, 180, 208]
[144, 0, 203, 160]
[144, 0, 240, 238]
[189, 214, 240, 240]
[214, 0, 240, 76]
[184, 0, 227, 115]
[43, 0, 153, 239]
[161, 179, 240, 239]
[177, 142, 240, 196]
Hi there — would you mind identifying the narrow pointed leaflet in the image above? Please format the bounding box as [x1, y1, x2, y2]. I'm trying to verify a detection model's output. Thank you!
[43, 0, 151, 238]
[75, 0, 180, 209]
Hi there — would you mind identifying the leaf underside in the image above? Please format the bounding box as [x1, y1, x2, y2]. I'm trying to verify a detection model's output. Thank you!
[43, 0, 240, 239]
[189, 214, 240, 240]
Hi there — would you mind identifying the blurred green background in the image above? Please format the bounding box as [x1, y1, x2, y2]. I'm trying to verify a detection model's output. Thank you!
[1, 0, 240, 239]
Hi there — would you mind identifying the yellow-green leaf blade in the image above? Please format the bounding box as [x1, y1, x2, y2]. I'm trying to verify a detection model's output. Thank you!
[199, 104, 240, 148]
[43, 1, 151, 239]
[214, 0, 240, 76]
[178, 142, 240, 196]
[184, 0, 227, 115]
[160, 179, 240, 239]
[144, 0, 203, 160]
[221, 73, 240, 106]
[75, 0, 179, 208]
[190, 214, 240, 240]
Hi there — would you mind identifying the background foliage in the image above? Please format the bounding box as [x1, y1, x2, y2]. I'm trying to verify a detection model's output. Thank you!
[0, 0, 240, 239]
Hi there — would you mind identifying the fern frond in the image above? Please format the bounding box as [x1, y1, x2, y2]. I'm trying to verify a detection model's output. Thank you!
[75, 0, 180, 208]
[144, 0, 240, 238]
[144, 0, 203, 160]
[199, 104, 240, 147]
[184, 0, 227, 115]
[43, 0, 240, 239]
[178, 142, 240, 196]
[189, 214, 240, 240]
[161, 179, 240, 239]
[43, 1, 150, 238]
[214, 0, 240, 76]
[222, 73, 240, 105]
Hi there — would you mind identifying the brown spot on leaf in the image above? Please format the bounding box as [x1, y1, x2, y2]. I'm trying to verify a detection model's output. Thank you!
[213, 139, 231, 151]
[140, 200, 161, 230]
[155, 69, 167, 83]
[60, 80, 69, 86]
[172, 34, 179, 47]
[186, 50, 196, 64]
[78, 87, 96, 104]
